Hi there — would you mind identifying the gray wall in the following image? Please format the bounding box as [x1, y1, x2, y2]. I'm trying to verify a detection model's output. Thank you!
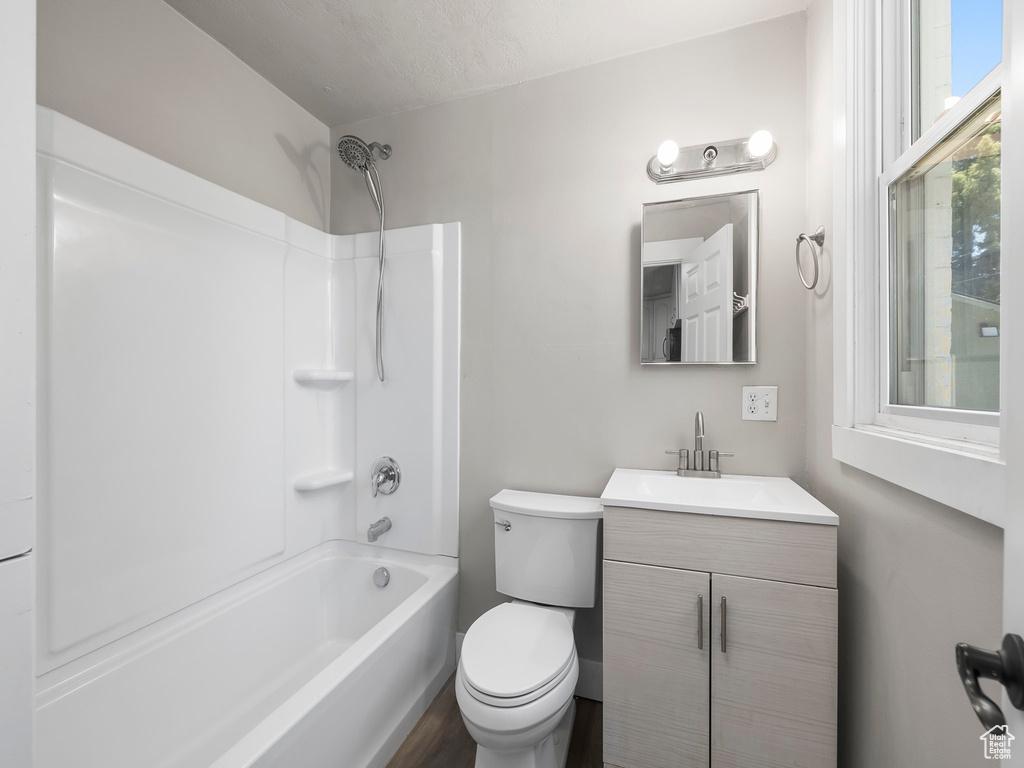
[37, 0, 331, 230]
[803, 2, 1004, 766]
[331, 14, 811, 661]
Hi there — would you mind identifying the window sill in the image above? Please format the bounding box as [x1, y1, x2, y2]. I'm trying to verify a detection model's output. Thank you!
[832, 424, 1004, 528]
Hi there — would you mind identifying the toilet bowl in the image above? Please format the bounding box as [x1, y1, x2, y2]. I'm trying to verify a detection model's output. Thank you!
[457, 489, 603, 768]
[456, 602, 580, 768]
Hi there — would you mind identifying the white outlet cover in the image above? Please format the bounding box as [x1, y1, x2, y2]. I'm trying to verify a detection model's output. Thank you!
[742, 386, 778, 421]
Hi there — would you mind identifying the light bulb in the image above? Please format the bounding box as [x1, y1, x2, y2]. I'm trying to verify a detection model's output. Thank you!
[747, 129, 774, 159]
[657, 140, 679, 168]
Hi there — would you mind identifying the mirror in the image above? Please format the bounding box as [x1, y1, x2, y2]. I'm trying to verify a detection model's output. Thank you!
[641, 191, 758, 364]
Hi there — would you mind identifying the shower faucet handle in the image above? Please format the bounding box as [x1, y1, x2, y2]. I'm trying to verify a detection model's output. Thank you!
[370, 456, 401, 498]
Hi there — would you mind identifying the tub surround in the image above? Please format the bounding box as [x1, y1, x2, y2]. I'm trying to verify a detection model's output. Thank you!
[35, 107, 461, 768]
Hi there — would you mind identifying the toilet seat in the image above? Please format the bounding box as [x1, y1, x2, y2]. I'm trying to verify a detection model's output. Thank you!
[461, 646, 577, 708]
[460, 602, 576, 708]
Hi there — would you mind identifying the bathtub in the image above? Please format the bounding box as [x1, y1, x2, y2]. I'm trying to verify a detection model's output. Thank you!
[35, 541, 458, 768]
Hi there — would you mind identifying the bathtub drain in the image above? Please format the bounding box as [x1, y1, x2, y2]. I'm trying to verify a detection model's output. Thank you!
[373, 567, 390, 588]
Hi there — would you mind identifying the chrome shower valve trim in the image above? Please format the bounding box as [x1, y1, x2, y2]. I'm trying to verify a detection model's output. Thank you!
[370, 456, 401, 498]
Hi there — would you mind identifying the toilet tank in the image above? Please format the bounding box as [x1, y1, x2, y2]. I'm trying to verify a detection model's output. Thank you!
[490, 490, 603, 608]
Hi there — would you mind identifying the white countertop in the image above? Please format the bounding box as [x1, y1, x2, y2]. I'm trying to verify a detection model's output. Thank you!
[600, 468, 839, 526]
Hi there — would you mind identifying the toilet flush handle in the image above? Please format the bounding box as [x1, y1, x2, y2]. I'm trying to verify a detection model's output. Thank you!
[495, 519, 511, 532]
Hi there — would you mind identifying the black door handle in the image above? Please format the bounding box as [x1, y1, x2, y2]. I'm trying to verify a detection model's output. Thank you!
[956, 633, 1024, 730]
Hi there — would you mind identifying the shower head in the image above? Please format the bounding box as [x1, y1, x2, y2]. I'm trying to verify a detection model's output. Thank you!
[336, 135, 392, 383]
[338, 135, 390, 219]
[337, 135, 391, 171]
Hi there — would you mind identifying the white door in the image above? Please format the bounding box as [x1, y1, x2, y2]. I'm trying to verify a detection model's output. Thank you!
[678, 224, 734, 362]
[1004, 474, 1024, 741]
[998, 1, 1022, 743]
[0, 556, 32, 768]
[0, 0, 36, 763]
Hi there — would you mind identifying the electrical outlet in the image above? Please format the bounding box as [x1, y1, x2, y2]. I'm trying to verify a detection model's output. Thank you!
[742, 386, 778, 421]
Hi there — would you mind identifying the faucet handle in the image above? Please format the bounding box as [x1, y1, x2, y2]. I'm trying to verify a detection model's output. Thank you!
[709, 450, 734, 474]
[665, 448, 689, 471]
[370, 456, 401, 498]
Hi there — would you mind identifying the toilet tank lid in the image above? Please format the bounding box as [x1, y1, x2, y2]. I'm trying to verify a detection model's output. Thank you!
[490, 489, 604, 519]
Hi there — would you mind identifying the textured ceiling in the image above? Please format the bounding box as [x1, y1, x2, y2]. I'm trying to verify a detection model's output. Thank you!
[165, 0, 808, 126]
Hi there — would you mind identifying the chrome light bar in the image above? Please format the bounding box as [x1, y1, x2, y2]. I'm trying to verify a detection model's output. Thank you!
[647, 132, 777, 184]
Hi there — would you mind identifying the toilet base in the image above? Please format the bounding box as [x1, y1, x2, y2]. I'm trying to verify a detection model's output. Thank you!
[472, 698, 576, 768]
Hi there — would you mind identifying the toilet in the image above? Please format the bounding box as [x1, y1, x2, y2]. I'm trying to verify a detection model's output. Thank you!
[456, 489, 604, 768]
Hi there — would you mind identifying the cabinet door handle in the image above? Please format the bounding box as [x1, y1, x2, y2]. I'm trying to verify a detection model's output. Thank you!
[697, 594, 704, 650]
[720, 596, 727, 653]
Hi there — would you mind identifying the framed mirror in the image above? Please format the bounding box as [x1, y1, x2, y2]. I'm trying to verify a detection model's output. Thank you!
[641, 190, 758, 364]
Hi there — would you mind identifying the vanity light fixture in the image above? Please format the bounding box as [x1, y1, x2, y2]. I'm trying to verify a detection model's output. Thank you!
[647, 130, 778, 183]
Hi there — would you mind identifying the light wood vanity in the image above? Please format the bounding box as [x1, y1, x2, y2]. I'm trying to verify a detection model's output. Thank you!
[600, 470, 838, 768]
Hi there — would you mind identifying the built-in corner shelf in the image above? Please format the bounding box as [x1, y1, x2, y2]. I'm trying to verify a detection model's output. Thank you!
[293, 470, 354, 492]
[293, 369, 354, 388]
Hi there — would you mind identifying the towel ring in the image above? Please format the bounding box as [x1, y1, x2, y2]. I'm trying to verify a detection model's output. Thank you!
[796, 226, 825, 290]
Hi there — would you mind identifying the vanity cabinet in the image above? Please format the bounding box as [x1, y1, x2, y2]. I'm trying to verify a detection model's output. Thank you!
[603, 506, 837, 768]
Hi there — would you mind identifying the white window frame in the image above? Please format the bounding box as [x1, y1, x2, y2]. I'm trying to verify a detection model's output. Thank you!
[832, 0, 1013, 526]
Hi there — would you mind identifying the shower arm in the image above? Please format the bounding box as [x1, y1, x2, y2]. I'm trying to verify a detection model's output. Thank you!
[368, 142, 392, 162]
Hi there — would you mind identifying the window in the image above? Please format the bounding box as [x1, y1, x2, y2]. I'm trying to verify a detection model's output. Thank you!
[880, 0, 1003, 443]
[888, 94, 1001, 416]
[833, 0, 1010, 524]
[911, 0, 1002, 142]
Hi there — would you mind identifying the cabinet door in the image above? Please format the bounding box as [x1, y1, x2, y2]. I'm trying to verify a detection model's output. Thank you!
[711, 574, 837, 768]
[604, 560, 710, 768]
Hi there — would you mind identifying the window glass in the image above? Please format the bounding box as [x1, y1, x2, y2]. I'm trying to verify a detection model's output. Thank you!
[889, 93, 1001, 412]
[913, 0, 1002, 140]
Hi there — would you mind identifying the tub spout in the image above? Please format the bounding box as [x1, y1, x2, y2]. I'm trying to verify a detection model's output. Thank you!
[367, 516, 392, 543]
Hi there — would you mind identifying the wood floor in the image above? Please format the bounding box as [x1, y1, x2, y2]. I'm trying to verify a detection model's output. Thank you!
[385, 674, 603, 768]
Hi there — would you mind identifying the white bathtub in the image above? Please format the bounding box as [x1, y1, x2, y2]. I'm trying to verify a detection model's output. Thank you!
[36, 541, 458, 768]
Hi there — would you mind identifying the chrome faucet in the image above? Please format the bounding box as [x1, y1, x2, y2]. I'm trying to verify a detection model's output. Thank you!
[367, 516, 392, 542]
[665, 411, 734, 478]
[694, 411, 705, 471]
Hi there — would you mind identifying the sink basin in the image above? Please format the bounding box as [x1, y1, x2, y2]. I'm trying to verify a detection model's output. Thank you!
[600, 468, 838, 525]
